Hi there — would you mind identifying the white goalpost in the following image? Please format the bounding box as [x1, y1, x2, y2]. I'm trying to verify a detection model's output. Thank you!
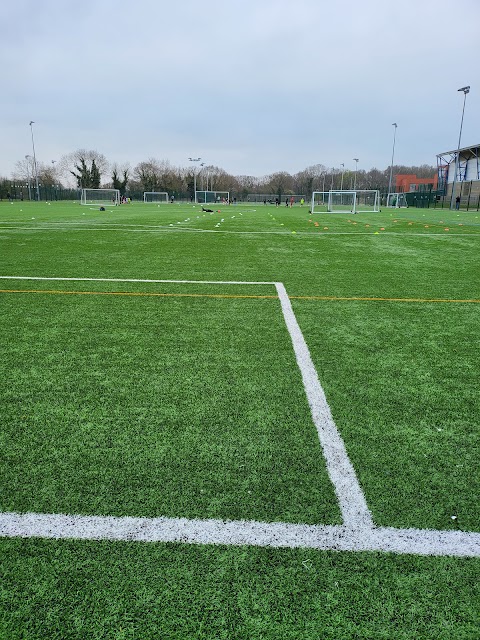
[386, 192, 408, 208]
[311, 190, 380, 213]
[143, 191, 169, 203]
[195, 190, 230, 204]
[80, 188, 120, 206]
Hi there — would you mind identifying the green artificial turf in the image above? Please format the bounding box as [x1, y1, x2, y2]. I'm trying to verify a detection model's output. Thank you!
[1, 538, 479, 640]
[0, 287, 340, 524]
[1, 199, 480, 637]
[292, 300, 480, 531]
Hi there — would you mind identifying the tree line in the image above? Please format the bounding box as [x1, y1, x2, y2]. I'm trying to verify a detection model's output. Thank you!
[1, 149, 437, 201]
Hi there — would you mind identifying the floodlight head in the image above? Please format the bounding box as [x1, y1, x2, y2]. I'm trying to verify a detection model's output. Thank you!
[29, 121, 34, 125]
[458, 86, 470, 94]
[392, 122, 397, 127]
[353, 158, 359, 162]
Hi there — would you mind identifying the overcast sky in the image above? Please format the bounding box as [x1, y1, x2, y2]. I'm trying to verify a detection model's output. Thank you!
[1, 0, 479, 181]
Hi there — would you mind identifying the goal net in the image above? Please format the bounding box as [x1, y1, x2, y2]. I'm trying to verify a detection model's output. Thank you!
[311, 190, 380, 213]
[354, 190, 380, 212]
[311, 191, 330, 212]
[386, 192, 408, 208]
[80, 189, 120, 206]
[195, 190, 230, 204]
[311, 191, 356, 213]
[328, 191, 357, 212]
[143, 191, 169, 203]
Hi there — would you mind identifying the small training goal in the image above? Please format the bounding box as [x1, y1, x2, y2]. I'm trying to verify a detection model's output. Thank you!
[311, 190, 380, 213]
[195, 190, 230, 204]
[80, 189, 120, 206]
[143, 192, 169, 203]
[386, 192, 408, 208]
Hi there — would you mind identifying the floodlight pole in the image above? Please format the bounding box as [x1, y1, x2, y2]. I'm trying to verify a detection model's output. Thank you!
[330, 168, 334, 190]
[188, 157, 201, 202]
[25, 155, 32, 200]
[340, 163, 345, 191]
[51, 161, 57, 200]
[29, 121, 40, 201]
[450, 86, 470, 210]
[353, 158, 359, 190]
[387, 123, 397, 197]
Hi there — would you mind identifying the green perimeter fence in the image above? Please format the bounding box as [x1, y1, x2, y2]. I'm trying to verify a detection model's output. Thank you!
[381, 187, 480, 211]
[2, 180, 480, 210]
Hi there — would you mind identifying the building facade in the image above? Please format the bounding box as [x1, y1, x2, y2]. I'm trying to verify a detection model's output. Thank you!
[395, 174, 438, 193]
[437, 143, 480, 202]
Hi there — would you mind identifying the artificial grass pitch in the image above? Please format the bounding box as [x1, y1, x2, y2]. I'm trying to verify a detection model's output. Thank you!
[0, 284, 341, 525]
[292, 299, 480, 532]
[1, 199, 480, 638]
[1, 537, 479, 640]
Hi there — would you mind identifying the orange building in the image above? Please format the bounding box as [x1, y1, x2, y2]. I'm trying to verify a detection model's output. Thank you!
[395, 174, 438, 192]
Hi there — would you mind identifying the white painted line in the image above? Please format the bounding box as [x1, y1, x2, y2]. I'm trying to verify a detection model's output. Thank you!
[275, 282, 373, 529]
[0, 276, 277, 286]
[2, 276, 478, 557]
[1, 223, 477, 237]
[0, 512, 479, 557]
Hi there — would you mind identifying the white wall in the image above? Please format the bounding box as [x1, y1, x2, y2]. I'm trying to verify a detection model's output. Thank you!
[447, 154, 479, 183]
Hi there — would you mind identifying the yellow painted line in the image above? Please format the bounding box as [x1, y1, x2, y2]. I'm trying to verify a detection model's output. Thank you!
[289, 295, 480, 303]
[0, 289, 278, 300]
[1, 289, 478, 304]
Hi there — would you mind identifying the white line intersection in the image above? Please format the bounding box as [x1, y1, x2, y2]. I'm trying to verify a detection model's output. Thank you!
[0, 276, 479, 557]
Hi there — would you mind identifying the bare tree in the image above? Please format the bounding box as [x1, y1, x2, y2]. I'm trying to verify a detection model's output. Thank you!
[236, 175, 258, 200]
[294, 164, 327, 195]
[362, 168, 388, 190]
[13, 157, 60, 194]
[207, 167, 237, 193]
[166, 167, 187, 196]
[133, 158, 176, 193]
[133, 159, 161, 192]
[58, 149, 109, 188]
[13, 157, 33, 183]
[266, 171, 293, 200]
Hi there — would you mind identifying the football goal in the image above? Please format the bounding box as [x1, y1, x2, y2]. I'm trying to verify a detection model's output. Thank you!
[354, 190, 380, 212]
[80, 188, 120, 206]
[386, 192, 408, 208]
[310, 191, 330, 212]
[311, 190, 380, 213]
[195, 190, 230, 204]
[143, 191, 169, 203]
